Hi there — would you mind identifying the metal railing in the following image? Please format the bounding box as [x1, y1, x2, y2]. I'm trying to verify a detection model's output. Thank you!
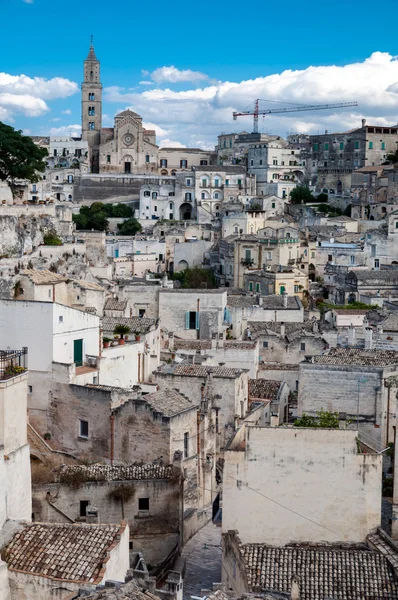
[0, 348, 28, 381]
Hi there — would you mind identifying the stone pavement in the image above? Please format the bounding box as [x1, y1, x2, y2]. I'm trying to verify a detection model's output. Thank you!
[181, 521, 222, 599]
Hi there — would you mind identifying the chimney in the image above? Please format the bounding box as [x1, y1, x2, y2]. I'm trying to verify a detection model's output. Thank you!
[347, 324, 356, 346]
[270, 414, 279, 428]
[283, 292, 288, 308]
[362, 118, 366, 128]
[280, 322, 285, 338]
[86, 506, 99, 524]
[291, 576, 300, 600]
[364, 326, 373, 350]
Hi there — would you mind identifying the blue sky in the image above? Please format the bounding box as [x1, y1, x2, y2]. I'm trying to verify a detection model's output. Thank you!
[1, 0, 398, 147]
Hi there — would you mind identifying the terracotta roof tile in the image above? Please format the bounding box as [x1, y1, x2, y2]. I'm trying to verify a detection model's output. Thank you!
[249, 379, 282, 401]
[20, 269, 67, 285]
[5, 523, 123, 583]
[170, 364, 247, 378]
[143, 388, 196, 416]
[104, 298, 128, 311]
[311, 348, 398, 366]
[241, 542, 398, 598]
[58, 463, 174, 482]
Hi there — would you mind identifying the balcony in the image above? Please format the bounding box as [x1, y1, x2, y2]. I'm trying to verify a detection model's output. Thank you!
[0, 348, 28, 381]
[241, 258, 254, 266]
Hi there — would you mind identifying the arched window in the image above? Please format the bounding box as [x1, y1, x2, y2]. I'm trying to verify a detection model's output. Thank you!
[68, 194, 72, 201]
[201, 192, 205, 199]
[143, 191, 150, 197]
[214, 192, 219, 199]
[88, 106, 95, 116]
[89, 93, 95, 101]
[88, 122, 95, 131]
[90, 71, 93, 81]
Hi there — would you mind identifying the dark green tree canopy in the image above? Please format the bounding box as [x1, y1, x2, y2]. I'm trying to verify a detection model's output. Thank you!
[73, 202, 135, 232]
[172, 267, 216, 289]
[0, 122, 48, 195]
[289, 186, 315, 204]
[117, 218, 142, 236]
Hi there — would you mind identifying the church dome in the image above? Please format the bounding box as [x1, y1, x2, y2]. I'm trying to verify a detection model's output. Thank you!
[116, 109, 142, 119]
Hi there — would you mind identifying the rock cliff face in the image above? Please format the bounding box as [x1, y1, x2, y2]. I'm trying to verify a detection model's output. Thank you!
[0, 215, 62, 257]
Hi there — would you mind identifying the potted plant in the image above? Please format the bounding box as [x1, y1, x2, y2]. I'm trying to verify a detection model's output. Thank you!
[114, 324, 131, 345]
[103, 337, 111, 349]
[134, 331, 141, 342]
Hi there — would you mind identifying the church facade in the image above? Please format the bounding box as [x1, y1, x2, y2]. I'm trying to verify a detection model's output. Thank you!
[81, 42, 159, 174]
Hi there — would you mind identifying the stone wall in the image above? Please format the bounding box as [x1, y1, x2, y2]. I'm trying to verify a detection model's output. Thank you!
[32, 479, 181, 568]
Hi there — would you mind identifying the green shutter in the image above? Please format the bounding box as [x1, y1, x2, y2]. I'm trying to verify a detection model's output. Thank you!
[73, 339, 83, 367]
[185, 312, 190, 329]
[195, 312, 200, 330]
[340, 142, 344, 150]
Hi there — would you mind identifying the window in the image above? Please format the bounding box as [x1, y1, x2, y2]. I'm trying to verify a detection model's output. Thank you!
[214, 192, 219, 199]
[294, 285, 300, 293]
[374, 259, 380, 269]
[339, 142, 344, 150]
[145, 154, 150, 163]
[88, 122, 95, 131]
[184, 432, 189, 458]
[328, 254, 333, 262]
[237, 179, 242, 186]
[186, 179, 191, 186]
[154, 206, 157, 212]
[169, 202, 173, 209]
[214, 178, 220, 187]
[249, 281, 253, 291]
[202, 179, 207, 187]
[255, 283, 260, 292]
[262, 341, 268, 349]
[88, 106, 95, 116]
[350, 255, 355, 265]
[354, 141, 359, 149]
[272, 173, 278, 179]
[273, 159, 278, 165]
[266, 251, 272, 260]
[169, 192, 175, 197]
[160, 159, 167, 168]
[89, 93, 95, 101]
[180, 159, 188, 168]
[381, 142, 386, 150]
[48, 289, 51, 298]
[313, 143, 319, 151]
[250, 159, 254, 166]
[324, 143, 329, 150]
[395, 221, 398, 229]
[28, 385, 33, 394]
[271, 202, 275, 208]
[80, 500, 89, 517]
[186, 311, 199, 330]
[259, 159, 262, 165]
[139, 309, 146, 318]
[138, 498, 149, 511]
[200, 160, 208, 166]
[225, 179, 229, 186]
[300, 342, 306, 351]
[59, 316, 63, 323]
[152, 192, 157, 199]
[185, 192, 192, 201]
[106, 155, 111, 163]
[144, 191, 150, 197]
[79, 420, 89, 439]
[369, 141, 373, 149]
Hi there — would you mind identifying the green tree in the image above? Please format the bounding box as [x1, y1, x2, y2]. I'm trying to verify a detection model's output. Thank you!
[289, 186, 315, 204]
[294, 409, 339, 428]
[386, 149, 398, 164]
[118, 218, 142, 236]
[172, 267, 216, 289]
[0, 122, 48, 196]
[111, 204, 133, 218]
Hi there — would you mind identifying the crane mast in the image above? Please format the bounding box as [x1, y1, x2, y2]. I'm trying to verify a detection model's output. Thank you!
[233, 100, 358, 133]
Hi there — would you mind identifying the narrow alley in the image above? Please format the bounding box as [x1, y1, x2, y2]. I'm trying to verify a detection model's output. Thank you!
[181, 522, 222, 599]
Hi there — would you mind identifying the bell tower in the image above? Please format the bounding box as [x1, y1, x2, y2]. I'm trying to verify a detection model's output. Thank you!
[81, 37, 102, 173]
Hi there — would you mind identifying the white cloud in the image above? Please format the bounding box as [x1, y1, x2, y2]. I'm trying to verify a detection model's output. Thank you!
[61, 109, 72, 115]
[142, 121, 169, 137]
[159, 139, 186, 148]
[139, 81, 154, 86]
[0, 73, 78, 123]
[104, 52, 398, 148]
[49, 124, 82, 136]
[150, 66, 209, 84]
[49, 118, 61, 122]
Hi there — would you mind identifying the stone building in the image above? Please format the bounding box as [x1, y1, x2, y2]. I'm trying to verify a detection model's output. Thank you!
[247, 138, 305, 199]
[248, 379, 290, 424]
[306, 119, 398, 194]
[158, 289, 228, 341]
[298, 347, 398, 449]
[242, 266, 308, 299]
[4, 521, 129, 600]
[158, 148, 216, 175]
[0, 348, 32, 600]
[247, 320, 328, 365]
[32, 463, 182, 568]
[222, 426, 382, 546]
[154, 364, 249, 449]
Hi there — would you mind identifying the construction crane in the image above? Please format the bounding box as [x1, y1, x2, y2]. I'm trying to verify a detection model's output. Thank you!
[233, 99, 358, 134]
